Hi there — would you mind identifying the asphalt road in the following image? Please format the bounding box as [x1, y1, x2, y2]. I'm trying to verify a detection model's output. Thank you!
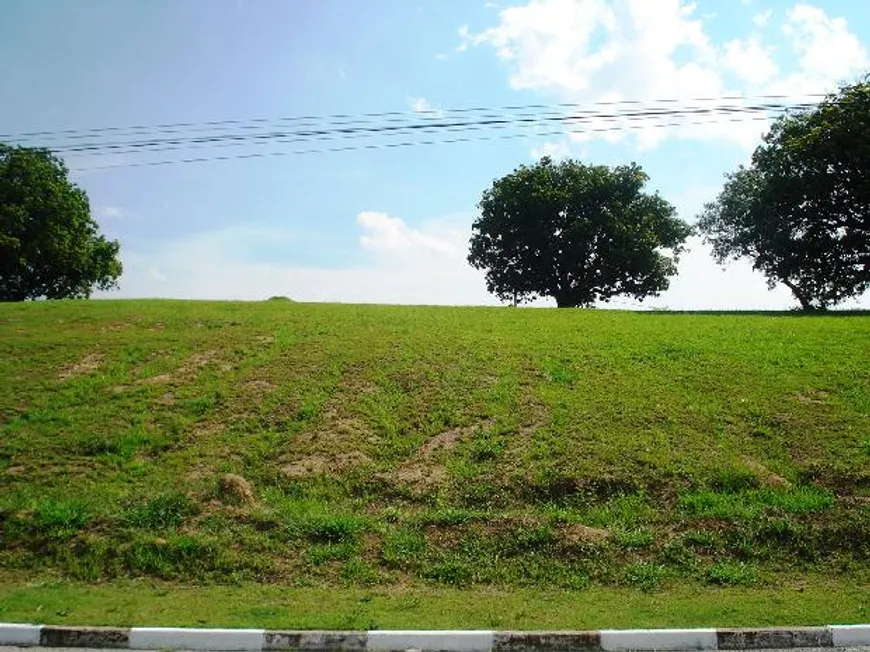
[3, 648, 870, 652]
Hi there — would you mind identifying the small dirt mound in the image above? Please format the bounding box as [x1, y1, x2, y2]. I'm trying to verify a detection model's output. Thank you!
[217, 473, 255, 505]
[559, 523, 610, 543]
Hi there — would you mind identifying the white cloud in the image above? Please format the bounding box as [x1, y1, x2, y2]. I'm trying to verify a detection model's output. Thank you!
[357, 211, 460, 257]
[531, 140, 571, 160]
[722, 38, 778, 86]
[779, 4, 868, 87]
[98, 206, 124, 219]
[435, 53, 448, 61]
[147, 268, 166, 282]
[459, 0, 868, 149]
[408, 96, 444, 118]
[641, 236, 798, 310]
[752, 9, 773, 27]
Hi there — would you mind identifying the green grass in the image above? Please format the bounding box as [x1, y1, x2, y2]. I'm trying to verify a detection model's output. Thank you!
[0, 574, 866, 628]
[0, 300, 868, 619]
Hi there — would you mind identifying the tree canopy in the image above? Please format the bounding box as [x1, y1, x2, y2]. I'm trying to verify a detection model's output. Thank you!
[698, 77, 870, 310]
[0, 145, 122, 301]
[468, 157, 691, 307]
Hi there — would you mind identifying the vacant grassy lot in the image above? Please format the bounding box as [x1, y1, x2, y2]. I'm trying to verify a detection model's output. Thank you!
[1, 300, 867, 623]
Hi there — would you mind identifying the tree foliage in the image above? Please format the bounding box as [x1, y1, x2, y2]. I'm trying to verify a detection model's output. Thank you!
[0, 145, 122, 301]
[698, 77, 870, 310]
[468, 157, 691, 307]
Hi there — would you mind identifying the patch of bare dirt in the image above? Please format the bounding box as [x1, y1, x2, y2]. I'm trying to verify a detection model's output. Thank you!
[343, 377, 380, 395]
[189, 422, 225, 439]
[291, 409, 370, 449]
[240, 379, 276, 398]
[141, 373, 173, 385]
[419, 426, 467, 456]
[4, 465, 25, 476]
[385, 420, 493, 491]
[742, 458, 792, 488]
[475, 515, 541, 535]
[183, 350, 219, 371]
[254, 335, 275, 344]
[559, 523, 610, 543]
[138, 350, 220, 385]
[184, 464, 212, 483]
[58, 353, 103, 380]
[793, 389, 830, 404]
[281, 451, 372, 478]
[391, 463, 447, 487]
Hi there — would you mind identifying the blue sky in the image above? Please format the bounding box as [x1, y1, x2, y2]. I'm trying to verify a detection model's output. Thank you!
[2, 0, 868, 308]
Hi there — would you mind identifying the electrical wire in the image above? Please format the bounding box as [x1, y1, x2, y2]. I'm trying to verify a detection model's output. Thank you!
[55, 102, 800, 158]
[2, 93, 824, 142]
[72, 113, 774, 171]
[0, 93, 822, 171]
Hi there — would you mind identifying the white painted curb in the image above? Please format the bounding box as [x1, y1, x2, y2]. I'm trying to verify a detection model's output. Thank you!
[0, 624, 41, 647]
[368, 630, 495, 652]
[0, 623, 869, 650]
[128, 627, 265, 651]
[601, 628, 717, 650]
[831, 625, 870, 646]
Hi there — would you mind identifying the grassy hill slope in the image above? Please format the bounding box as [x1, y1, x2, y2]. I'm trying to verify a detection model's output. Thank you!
[1, 300, 868, 593]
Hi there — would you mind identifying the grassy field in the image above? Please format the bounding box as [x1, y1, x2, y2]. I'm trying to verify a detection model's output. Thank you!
[1, 300, 868, 625]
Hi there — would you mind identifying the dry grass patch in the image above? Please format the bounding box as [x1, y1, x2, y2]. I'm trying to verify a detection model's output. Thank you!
[58, 352, 103, 380]
[217, 473, 256, 505]
[281, 451, 372, 478]
[383, 421, 493, 492]
[559, 523, 611, 543]
[741, 458, 791, 489]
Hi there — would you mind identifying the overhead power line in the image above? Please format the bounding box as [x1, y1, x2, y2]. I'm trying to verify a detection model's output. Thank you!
[1, 93, 824, 142]
[44, 102, 809, 157]
[0, 94, 825, 171]
[73, 113, 774, 171]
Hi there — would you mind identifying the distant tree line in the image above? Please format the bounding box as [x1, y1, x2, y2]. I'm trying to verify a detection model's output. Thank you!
[2, 78, 868, 309]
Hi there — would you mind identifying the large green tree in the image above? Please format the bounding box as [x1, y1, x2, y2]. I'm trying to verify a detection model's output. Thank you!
[698, 78, 870, 310]
[468, 157, 691, 307]
[0, 145, 122, 301]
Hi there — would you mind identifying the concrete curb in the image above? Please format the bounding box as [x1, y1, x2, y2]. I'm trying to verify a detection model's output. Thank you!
[0, 625, 868, 650]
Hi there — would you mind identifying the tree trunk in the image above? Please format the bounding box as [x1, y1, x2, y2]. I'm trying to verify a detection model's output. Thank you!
[781, 279, 815, 311]
[554, 294, 577, 308]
